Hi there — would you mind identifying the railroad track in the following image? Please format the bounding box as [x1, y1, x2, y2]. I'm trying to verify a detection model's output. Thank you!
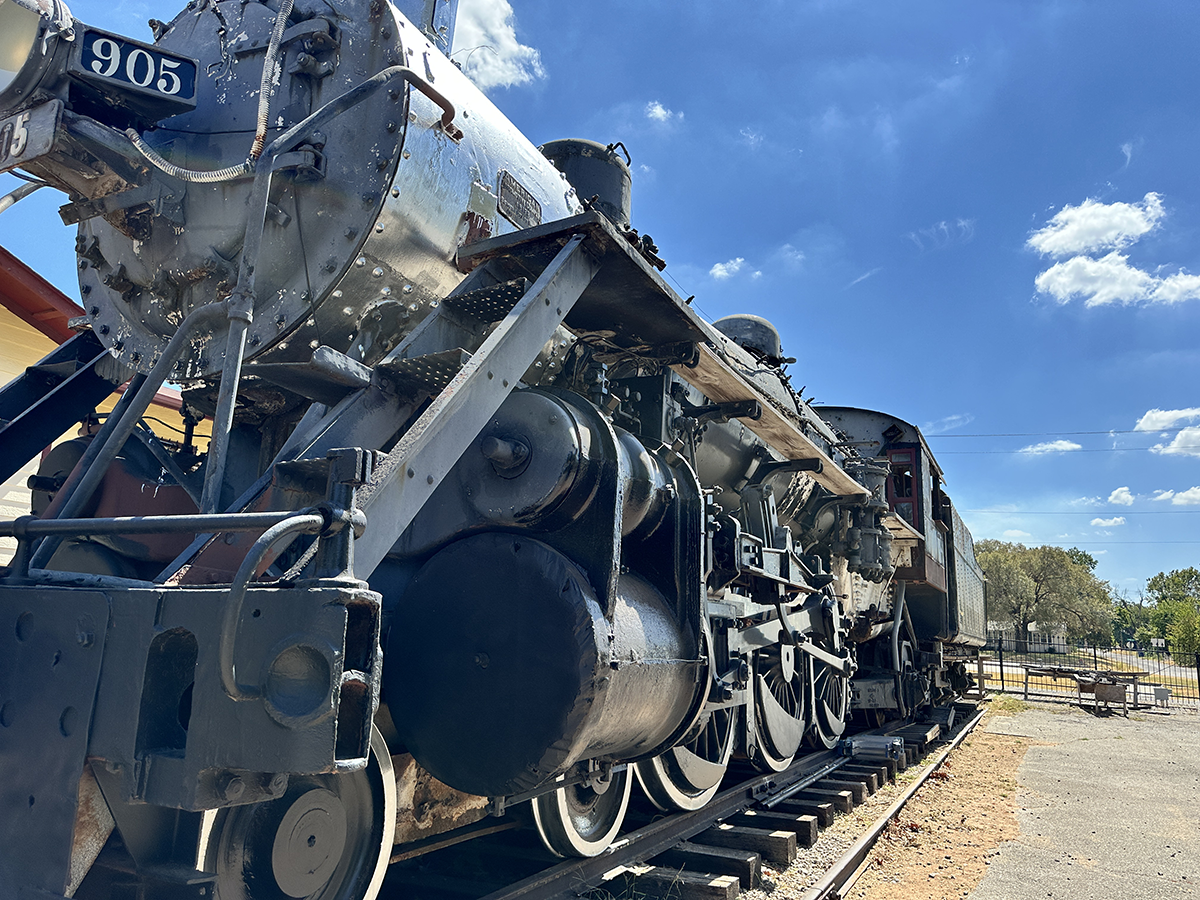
[379, 702, 987, 900]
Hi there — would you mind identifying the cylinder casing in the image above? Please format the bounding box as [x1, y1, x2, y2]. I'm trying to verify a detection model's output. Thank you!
[383, 533, 700, 797]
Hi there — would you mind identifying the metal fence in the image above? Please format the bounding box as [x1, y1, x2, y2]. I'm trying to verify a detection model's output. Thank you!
[979, 642, 1200, 708]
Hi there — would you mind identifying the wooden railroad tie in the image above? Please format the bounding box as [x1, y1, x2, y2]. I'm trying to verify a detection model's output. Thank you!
[696, 822, 797, 866]
[652, 842, 762, 890]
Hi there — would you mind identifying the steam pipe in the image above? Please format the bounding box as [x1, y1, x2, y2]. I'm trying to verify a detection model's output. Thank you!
[2, 510, 310, 539]
[198, 64, 463, 512]
[29, 302, 229, 569]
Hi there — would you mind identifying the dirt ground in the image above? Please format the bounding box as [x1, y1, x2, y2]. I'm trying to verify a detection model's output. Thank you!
[844, 699, 1033, 900]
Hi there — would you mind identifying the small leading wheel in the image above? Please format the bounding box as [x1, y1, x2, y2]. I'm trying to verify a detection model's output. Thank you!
[748, 642, 809, 772]
[531, 767, 632, 858]
[808, 649, 851, 749]
[635, 706, 738, 811]
[200, 726, 396, 900]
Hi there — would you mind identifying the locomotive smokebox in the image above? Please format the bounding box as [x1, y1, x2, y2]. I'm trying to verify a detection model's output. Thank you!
[384, 533, 700, 798]
[539, 138, 632, 229]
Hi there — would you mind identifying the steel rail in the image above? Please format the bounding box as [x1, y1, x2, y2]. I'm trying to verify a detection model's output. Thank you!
[472, 753, 851, 900]
[798, 705, 989, 900]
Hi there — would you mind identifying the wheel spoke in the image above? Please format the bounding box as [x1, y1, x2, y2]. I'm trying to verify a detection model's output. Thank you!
[748, 645, 808, 772]
[635, 706, 737, 811]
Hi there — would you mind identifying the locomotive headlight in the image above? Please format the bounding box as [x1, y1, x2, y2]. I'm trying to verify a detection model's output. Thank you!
[0, 0, 73, 110]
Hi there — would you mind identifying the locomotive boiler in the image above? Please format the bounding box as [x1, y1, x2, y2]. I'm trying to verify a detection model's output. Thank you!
[0, 0, 985, 896]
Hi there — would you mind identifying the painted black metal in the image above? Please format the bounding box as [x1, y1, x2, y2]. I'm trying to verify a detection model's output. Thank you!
[539, 139, 633, 230]
[0, 330, 122, 485]
[385, 532, 699, 797]
[0, 589, 109, 898]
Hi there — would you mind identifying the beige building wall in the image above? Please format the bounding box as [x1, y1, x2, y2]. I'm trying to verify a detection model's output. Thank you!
[0, 306, 58, 564]
[0, 306, 210, 565]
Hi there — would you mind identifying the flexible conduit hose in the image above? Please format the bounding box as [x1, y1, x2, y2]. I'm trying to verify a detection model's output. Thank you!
[124, 0, 294, 183]
[249, 0, 296, 159]
[219, 511, 326, 701]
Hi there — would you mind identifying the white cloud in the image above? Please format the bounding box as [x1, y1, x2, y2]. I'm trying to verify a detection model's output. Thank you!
[1027, 192, 1164, 257]
[1150, 272, 1200, 304]
[847, 267, 881, 288]
[452, 0, 545, 91]
[1090, 516, 1126, 527]
[923, 413, 975, 435]
[645, 101, 683, 123]
[1151, 425, 1200, 458]
[1019, 440, 1083, 455]
[1171, 487, 1200, 505]
[740, 127, 764, 148]
[1108, 486, 1134, 506]
[1151, 489, 1175, 502]
[906, 218, 976, 252]
[1068, 496, 1103, 507]
[1033, 251, 1158, 307]
[1003, 529, 1032, 539]
[776, 244, 806, 267]
[1134, 408, 1200, 431]
[709, 258, 745, 280]
[751, 270, 763, 280]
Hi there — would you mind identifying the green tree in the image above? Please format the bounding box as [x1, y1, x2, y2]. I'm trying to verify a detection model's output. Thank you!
[1144, 568, 1200, 657]
[977, 541, 1113, 651]
[1112, 589, 1151, 647]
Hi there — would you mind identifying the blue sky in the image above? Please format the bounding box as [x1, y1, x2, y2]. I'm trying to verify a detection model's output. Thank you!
[4, 0, 1200, 595]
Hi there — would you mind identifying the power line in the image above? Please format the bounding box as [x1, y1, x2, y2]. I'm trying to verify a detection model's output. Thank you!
[928, 426, 1195, 438]
[1004, 540, 1200, 546]
[938, 448, 1165, 455]
[966, 510, 1200, 515]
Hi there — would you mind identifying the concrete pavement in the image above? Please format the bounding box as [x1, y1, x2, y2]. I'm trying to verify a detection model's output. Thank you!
[971, 702, 1199, 899]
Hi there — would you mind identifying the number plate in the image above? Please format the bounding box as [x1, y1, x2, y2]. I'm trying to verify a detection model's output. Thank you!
[0, 100, 63, 174]
[72, 27, 197, 103]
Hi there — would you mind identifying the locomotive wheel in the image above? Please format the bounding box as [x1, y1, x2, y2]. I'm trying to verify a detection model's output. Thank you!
[748, 643, 808, 772]
[200, 726, 396, 900]
[531, 767, 632, 858]
[808, 647, 851, 749]
[635, 706, 737, 811]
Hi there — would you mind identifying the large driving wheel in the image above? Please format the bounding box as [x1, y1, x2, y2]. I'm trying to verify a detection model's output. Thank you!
[531, 767, 632, 858]
[635, 705, 737, 811]
[199, 726, 396, 899]
[748, 642, 808, 772]
[808, 645, 851, 749]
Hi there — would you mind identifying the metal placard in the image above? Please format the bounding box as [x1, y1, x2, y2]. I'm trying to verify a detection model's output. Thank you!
[0, 99, 62, 174]
[69, 27, 197, 105]
[498, 170, 543, 230]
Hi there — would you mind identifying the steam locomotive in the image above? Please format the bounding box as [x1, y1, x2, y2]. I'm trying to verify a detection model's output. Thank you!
[0, 0, 985, 896]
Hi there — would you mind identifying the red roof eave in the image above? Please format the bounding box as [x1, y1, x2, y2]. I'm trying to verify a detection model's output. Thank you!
[0, 244, 185, 411]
